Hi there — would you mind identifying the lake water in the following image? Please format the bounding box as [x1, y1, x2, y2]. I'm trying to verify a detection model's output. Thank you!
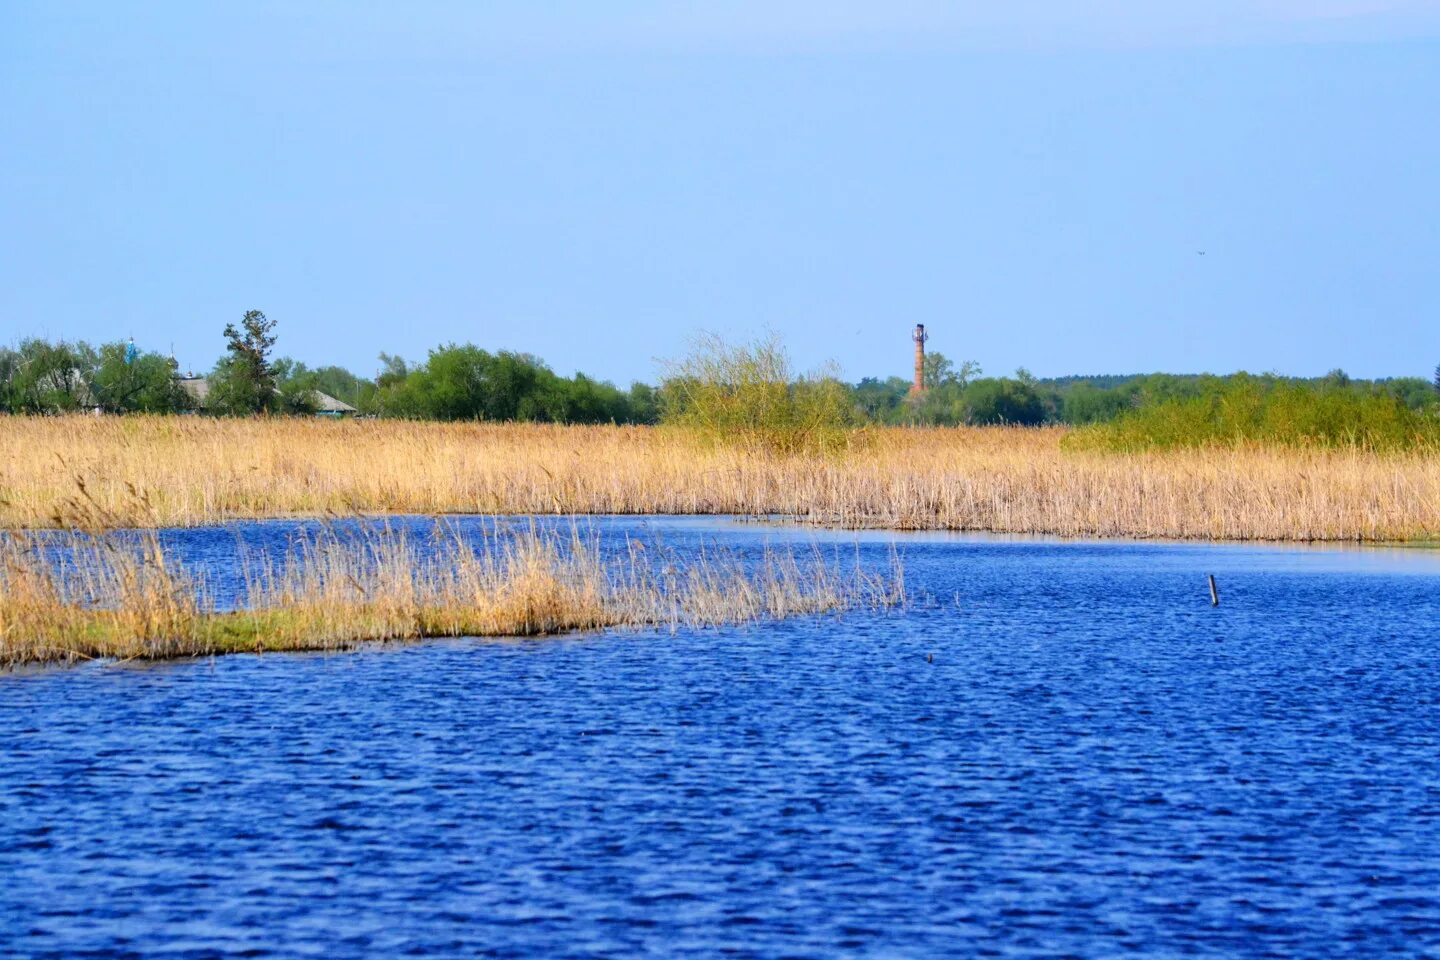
[3, 518, 1440, 958]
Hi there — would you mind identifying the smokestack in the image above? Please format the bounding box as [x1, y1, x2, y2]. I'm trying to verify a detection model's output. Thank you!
[911, 324, 928, 394]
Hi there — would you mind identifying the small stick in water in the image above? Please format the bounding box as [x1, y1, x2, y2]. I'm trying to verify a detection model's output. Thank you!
[1208, 574, 1220, 607]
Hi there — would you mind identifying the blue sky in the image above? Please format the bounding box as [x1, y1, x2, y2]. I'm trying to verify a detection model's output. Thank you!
[3, 2, 1438, 385]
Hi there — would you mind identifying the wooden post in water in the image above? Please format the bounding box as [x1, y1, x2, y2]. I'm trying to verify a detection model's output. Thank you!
[1208, 574, 1219, 607]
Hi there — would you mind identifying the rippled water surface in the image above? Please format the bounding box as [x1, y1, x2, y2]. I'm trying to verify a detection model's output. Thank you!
[4, 518, 1440, 958]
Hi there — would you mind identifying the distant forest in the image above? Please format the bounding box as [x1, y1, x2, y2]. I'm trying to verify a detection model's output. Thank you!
[3, 317, 1438, 429]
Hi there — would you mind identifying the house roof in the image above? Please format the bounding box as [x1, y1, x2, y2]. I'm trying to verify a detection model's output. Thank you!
[179, 377, 355, 413]
[312, 392, 357, 413]
[179, 377, 209, 404]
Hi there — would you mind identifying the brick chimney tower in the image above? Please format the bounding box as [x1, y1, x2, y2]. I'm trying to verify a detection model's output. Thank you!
[911, 324, 928, 395]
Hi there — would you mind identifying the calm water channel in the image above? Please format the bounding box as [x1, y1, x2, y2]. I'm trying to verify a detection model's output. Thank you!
[3, 517, 1440, 958]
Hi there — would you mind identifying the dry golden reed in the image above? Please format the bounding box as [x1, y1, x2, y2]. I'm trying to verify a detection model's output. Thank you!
[0, 521, 902, 667]
[2, 415, 1439, 541]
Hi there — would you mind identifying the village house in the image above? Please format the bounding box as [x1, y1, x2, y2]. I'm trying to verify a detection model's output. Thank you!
[178, 376, 357, 416]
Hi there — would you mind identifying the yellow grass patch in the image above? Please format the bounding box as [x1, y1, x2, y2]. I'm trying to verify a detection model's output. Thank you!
[0, 522, 903, 667]
[1, 416, 1438, 540]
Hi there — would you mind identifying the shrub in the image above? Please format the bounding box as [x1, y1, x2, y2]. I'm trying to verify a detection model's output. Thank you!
[1069, 378, 1440, 452]
[370, 344, 652, 424]
[660, 333, 856, 455]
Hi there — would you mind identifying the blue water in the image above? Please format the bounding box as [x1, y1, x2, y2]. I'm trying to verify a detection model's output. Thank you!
[4, 518, 1440, 958]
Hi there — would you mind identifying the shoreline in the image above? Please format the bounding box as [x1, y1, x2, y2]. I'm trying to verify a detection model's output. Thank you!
[7, 507, 1438, 547]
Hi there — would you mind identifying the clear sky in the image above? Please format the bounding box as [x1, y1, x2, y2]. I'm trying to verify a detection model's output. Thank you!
[3, 2, 1438, 385]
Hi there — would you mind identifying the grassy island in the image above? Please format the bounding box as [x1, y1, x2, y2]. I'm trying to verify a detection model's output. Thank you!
[0, 518, 902, 668]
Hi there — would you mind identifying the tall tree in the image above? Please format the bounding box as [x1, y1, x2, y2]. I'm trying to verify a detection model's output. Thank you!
[954, 360, 983, 389]
[209, 310, 278, 415]
[922, 351, 956, 389]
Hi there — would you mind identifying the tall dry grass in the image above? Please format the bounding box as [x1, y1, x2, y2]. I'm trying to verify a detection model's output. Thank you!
[2, 416, 1439, 540]
[0, 519, 902, 667]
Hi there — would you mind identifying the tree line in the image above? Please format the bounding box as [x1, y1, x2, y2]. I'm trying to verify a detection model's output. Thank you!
[4, 313, 1438, 430]
[854, 352, 1440, 427]
[0, 311, 658, 423]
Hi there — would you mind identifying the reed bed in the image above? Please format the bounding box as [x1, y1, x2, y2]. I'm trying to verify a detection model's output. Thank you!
[0, 521, 902, 667]
[2, 416, 1439, 541]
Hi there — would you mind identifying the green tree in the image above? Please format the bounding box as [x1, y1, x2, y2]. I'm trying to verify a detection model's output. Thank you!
[625, 382, 661, 424]
[376, 353, 410, 389]
[91, 341, 190, 413]
[0, 347, 20, 412]
[365, 354, 413, 414]
[853, 376, 909, 422]
[3, 339, 96, 413]
[1376, 377, 1437, 411]
[371, 345, 534, 421]
[923, 352, 956, 389]
[910, 380, 966, 425]
[309, 365, 374, 409]
[424, 345, 512, 420]
[1060, 382, 1137, 424]
[268, 359, 321, 414]
[209, 310, 278, 415]
[368, 344, 650, 424]
[954, 360, 983, 389]
[960, 377, 1048, 425]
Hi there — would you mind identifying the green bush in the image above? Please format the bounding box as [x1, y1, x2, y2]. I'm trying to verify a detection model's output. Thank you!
[660, 333, 856, 454]
[1061, 383, 1136, 425]
[1069, 377, 1440, 452]
[369, 343, 653, 424]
